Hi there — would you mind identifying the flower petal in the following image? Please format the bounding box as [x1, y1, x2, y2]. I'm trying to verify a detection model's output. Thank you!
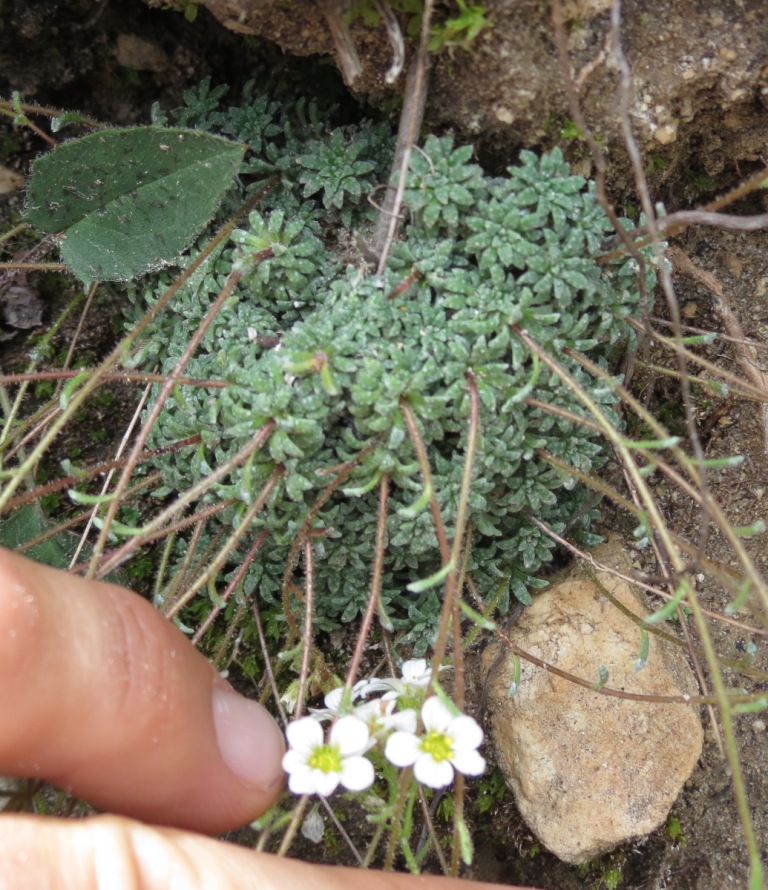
[313, 768, 341, 797]
[331, 715, 369, 755]
[323, 687, 345, 711]
[385, 731, 421, 767]
[449, 715, 484, 751]
[388, 707, 418, 734]
[282, 749, 307, 773]
[420, 696, 453, 733]
[326, 679, 369, 711]
[401, 658, 429, 683]
[340, 755, 375, 792]
[354, 697, 393, 723]
[287, 764, 319, 795]
[414, 754, 454, 789]
[286, 716, 324, 753]
[451, 748, 486, 777]
[352, 678, 371, 697]
[360, 678, 390, 696]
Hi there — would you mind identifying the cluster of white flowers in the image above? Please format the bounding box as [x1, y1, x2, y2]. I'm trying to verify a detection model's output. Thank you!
[281, 659, 486, 797]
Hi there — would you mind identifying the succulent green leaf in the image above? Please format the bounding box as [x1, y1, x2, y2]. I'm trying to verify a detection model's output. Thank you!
[406, 559, 456, 593]
[25, 127, 245, 284]
[732, 697, 768, 715]
[116, 87, 656, 644]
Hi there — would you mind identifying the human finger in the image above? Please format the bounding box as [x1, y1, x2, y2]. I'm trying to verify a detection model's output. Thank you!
[0, 548, 284, 833]
[0, 814, 537, 890]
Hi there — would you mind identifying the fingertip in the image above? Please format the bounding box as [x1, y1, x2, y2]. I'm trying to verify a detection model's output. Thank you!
[0, 548, 284, 833]
[212, 685, 286, 792]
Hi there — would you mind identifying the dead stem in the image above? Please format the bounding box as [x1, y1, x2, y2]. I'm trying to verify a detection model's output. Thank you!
[515, 309, 765, 883]
[0, 185, 273, 518]
[668, 244, 768, 454]
[430, 371, 480, 683]
[0, 369, 228, 389]
[450, 773, 465, 876]
[494, 614, 760, 706]
[276, 794, 309, 858]
[384, 768, 414, 870]
[160, 520, 206, 611]
[370, 0, 434, 272]
[96, 424, 276, 578]
[417, 786, 449, 875]
[344, 473, 390, 694]
[610, 0, 718, 563]
[375, 0, 406, 83]
[294, 538, 317, 719]
[400, 398, 451, 563]
[55, 282, 99, 400]
[629, 319, 768, 404]
[550, 0, 648, 291]
[561, 345, 768, 612]
[250, 590, 286, 715]
[69, 380, 152, 568]
[529, 515, 768, 639]
[86, 256, 257, 575]
[657, 209, 768, 237]
[163, 467, 283, 619]
[316, 0, 362, 85]
[191, 529, 269, 646]
[1, 437, 200, 513]
[280, 439, 379, 644]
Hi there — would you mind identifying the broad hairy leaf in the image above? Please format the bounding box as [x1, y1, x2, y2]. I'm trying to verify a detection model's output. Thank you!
[0, 504, 76, 569]
[25, 126, 245, 284]
[0, 503, 126, 583]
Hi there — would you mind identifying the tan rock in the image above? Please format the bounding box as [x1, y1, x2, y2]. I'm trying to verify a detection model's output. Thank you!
[115, 34, 169, 72]
[653, 122, 679, 145]
[483, 539, 702, 864]
[0, 166, 24, 195]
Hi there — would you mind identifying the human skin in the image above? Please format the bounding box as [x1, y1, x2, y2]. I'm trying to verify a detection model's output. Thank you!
[0, 548, 538, 890]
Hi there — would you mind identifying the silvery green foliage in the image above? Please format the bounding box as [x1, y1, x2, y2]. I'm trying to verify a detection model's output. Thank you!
[129, 86, 654, 653]
[297, 127, 379, 227]
[165, 78, 230, 130]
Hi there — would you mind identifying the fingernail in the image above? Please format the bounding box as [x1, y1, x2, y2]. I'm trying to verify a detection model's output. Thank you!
[212, 686, 285, 789]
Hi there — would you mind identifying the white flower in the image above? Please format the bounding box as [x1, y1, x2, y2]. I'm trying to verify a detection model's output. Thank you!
[384, 696, 486, 789]
[373, 658, 434, 703]
[354, 696, 418, 739]
[309, 680, 369, 721]
[282, 715, 374, 797]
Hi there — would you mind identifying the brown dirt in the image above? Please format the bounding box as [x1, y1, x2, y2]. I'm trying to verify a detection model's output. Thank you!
[456, 219, 768, 889]
[146, 0, 768, 199]
[2, 2, 768, 889]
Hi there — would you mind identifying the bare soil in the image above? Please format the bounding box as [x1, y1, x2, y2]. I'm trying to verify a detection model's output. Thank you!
[465, 225, 768, 889]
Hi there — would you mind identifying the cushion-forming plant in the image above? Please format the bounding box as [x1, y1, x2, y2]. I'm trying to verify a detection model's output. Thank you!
[128, 81, 654, 651]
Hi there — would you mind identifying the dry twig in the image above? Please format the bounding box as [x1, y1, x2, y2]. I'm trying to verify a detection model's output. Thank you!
[668, 245, 768, 455]
[369, 0, 434, 272]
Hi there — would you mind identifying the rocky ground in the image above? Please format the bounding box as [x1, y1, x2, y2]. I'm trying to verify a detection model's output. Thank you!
[2, 2, 767, 888]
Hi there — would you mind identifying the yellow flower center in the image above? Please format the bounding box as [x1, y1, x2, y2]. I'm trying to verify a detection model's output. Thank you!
[308, 744, 343, 774]
[420, 730, 454, 763]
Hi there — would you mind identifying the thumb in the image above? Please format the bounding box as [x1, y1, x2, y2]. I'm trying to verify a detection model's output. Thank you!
[0, 548, 284, 833]
[0, 815, 533, 890]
